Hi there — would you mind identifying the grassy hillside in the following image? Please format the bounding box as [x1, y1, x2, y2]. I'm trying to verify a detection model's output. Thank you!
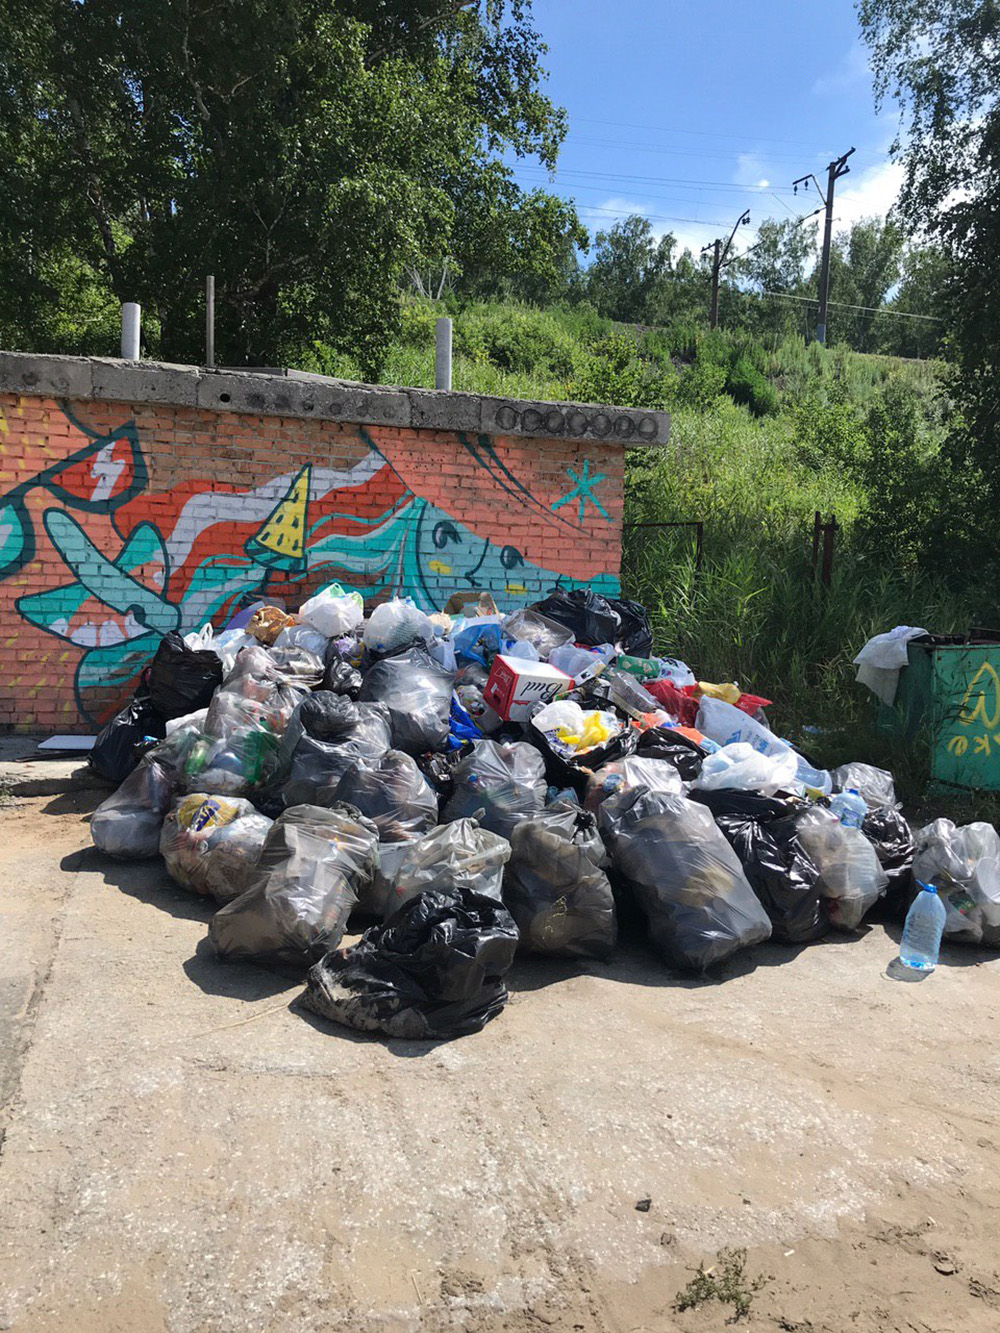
[316, 300, 980, 799]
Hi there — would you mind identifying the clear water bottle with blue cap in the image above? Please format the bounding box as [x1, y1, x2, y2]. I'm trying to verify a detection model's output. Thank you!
[900, 881, 947, 971]
[829, 787, 867, 829]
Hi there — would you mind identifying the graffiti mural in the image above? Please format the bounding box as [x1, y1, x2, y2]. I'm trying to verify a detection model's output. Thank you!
[0, 398, 621, 727]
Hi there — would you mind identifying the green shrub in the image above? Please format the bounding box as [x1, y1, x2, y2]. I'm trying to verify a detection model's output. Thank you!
[454, 304, 577, 377]
[674, 358, 727, 409]
[398, 299, 441, 348]
[571, 331, 674, 407]
[727, 356, 780, 416]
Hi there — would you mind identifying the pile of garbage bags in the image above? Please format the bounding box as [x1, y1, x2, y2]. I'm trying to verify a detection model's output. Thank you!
[88, 581, 996, 1041]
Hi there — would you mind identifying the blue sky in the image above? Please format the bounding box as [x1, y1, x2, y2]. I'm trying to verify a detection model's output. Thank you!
[510, 0, 902, 261]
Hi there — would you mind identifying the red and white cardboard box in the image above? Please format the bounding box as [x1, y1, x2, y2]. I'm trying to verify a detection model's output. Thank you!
[483, 654, 572, 721]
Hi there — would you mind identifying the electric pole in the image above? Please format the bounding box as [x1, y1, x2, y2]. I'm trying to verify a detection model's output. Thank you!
[793, 146, 854, 344]
[702, 209, 750, 329]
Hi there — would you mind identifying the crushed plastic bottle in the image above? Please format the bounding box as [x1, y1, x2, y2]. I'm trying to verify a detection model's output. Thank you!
[829, 787, 868, 829]
[900, 882, 947, 971]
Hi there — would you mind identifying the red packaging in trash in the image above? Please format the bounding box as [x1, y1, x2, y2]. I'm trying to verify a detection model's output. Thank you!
[735, 693, 773, 715]
[645, 678, 700, 727]
[483, 654, 572, 722]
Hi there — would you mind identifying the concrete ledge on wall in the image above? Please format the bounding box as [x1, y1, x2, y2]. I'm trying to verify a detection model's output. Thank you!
[0, 350, 671, 448]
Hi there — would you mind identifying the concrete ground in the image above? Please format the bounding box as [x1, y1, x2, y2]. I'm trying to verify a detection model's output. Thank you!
[2, 772, 1000, 1333]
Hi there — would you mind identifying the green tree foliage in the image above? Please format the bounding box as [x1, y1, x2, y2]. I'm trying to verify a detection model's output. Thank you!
[586, 215, 678, 323]
[739, 218, 818, 340]
[0, 0, 582, 374]
[877, 244, 952, 359]
[812, 217, 905, 351]
[859, 0, 1000, 575]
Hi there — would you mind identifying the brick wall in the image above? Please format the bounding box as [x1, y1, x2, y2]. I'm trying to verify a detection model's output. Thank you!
[0, 388, 635, 732]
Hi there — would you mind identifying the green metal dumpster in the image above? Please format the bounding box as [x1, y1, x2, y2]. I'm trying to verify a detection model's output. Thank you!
[883, 633, 1000, 791]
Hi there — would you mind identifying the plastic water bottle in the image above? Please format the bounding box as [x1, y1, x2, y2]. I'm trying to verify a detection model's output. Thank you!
[830, 787, 867, 828]
[900, 882, 947, 971]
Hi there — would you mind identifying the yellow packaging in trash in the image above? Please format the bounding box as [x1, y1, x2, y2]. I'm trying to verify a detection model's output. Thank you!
[174, 794, 245, 833]
[555, 711, 614, 751]
[697, 680, 741, 705]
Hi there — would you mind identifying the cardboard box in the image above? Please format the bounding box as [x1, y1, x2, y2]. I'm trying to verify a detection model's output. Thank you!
[483, 654, 572, 721]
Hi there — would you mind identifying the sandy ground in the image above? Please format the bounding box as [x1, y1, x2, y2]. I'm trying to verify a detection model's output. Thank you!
[2, 785, 1000, 1333]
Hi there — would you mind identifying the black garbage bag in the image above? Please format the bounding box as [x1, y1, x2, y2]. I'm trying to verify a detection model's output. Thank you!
[147, 631, 223, 720]
[529, 589, 622, 647]
[322, 637, 363, 698]
[635, 727, 706, 782]
[609, 597, 653, 657]
[281, 693, 392, 805]
[301, 887, 519, 1039]
[503, 802, 616, 959]
[358, 647, 455, 754]
[443, 739, 547, 839]
[862, 805, 914, 917]
[332, 750, 439, 843]
[690, 789, 828, 943]
[598, 787, 772, 971]
[416, 743, 473, 803]
[209, 803, 379, 964]
[323, 657, 363, 699]
[89, 694, 167, 784]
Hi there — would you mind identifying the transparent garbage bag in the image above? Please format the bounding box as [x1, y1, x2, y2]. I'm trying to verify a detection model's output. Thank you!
[273, 622, 329, 658]
[358, 647, 455, 754]
[442, 739, 547, 839]
[209, 804, 379, 963]
[583, 755, 685, 813]
[331, 750, 438, 843]
[503, 802, 616, 959]
[362, 598, 433, 656]
[795, 806, 889, 930]
[831, 762, 899, 810]
[302, 886, 519, 1040]
[91, 757, 178, 859]
[598, 788, 772, 971]
[281, 693, 393, 805]
[160, 793, 257, 894]
[693, 743, 799, 797]
[299, 583, 364, 638]
[912, 818, 1000, 945]
[202, 812, 274, 904]
[381, 817, 511, 920]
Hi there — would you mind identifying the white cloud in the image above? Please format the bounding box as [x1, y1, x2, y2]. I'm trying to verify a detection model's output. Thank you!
[579, 195, 723, 260]
[813, 43, 870, 97]
[734, 153, 768, 187]
[832, 159, 905, 229]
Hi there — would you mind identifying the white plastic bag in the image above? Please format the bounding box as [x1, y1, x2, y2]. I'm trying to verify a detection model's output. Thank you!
[363, 598, 433, 655]
[694, 742, 799, 796]
[299, 583, 364, 638]
[696, 697, 790, 757]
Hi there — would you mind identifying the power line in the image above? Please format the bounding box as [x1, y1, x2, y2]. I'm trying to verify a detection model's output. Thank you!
[516, 164, 799, 195]
[756, 289, 943, 321]
[567, 135, 858, 167]
[571, 116, 871, 152]
[581, 206, 732, 228]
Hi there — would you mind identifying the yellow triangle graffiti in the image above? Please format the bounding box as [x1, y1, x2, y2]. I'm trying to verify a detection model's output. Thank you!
[959, 660, 1000, 731]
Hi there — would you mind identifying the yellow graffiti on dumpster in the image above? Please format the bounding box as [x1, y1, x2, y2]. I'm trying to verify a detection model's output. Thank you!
[946, 661, 1000, 762]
